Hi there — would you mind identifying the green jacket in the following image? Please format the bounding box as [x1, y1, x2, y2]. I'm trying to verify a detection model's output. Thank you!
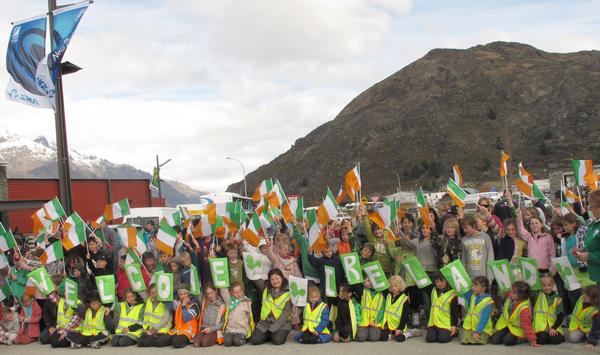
[386, 241, 416, 285]
[292, 225, 320, 279]
[584, 219, 600, 283]
[361, 216, 392, 274]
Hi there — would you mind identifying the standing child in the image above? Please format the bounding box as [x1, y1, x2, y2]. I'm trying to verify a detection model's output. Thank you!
[461, 216, 495, 283]
[567, 285, 599, 344]
[295, 286, 332, 344]
[491, 281, 539, 346]
[383, 275, 420, 342]
[0, 306, 18, 345]
[533, 275, 565, 345]
[14, 294, 41, 344]
[223, 282, 253, 347]
[357, 276, 385, 342]
[461, 276, 494, 345]
[332, 283, 360, 342]
[426, 272, 459, 343]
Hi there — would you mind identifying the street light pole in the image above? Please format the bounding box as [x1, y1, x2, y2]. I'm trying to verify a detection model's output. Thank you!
[393, 172, 401, 193]
[226, 157, 247, 197]
[156, 155, 171, 206]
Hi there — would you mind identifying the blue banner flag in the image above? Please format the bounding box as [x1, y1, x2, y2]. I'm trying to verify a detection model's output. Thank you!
[5, 15, 50, 108]
[36, 1, 90, 106]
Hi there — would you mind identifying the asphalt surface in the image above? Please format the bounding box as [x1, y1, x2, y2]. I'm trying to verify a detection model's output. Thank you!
[4, 335, 587, 355]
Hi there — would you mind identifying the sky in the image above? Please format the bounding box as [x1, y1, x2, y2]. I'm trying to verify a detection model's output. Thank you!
[1, 0, 599, 193]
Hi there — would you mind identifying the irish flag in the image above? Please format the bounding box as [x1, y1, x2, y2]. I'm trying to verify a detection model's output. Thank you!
[91, 215, 105, 229]
[41, 241, 64, 265]
[241, 212, 262, 247]
[561, 182, 580, 204]
[31, 207, 53, 235]
[344, 166, 361, 201]
[268, 180, 287, 208]
[500, 151, 510, 177]
[43, 197, 66, 221]
[157, 220, 177, 255]
[62, 212, 86, 251]
[572, 160, 597, 191]
[317, 187, 339, 226]
[306, 209, 326, 252]
[446, 178, 467, 208]
[103, 199, 131, 221]
[117, 225, 147, 255]
[416, 187, 433, 229]
[288, 196, 304, 220]
[0, 223, 17, 252]
[368, 199, 397, 229]
[452, 165, 463, 186]
[163, 210, 182, 227]
[0, 282, 12, 302]
[336, 186, 347, 204]
[252, 179, 273, 202]
[514, 162, 545, 200]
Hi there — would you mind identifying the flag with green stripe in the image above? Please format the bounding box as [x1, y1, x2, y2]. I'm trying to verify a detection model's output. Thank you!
[446, 179, 467, 207]
[0, 223, 17, 252]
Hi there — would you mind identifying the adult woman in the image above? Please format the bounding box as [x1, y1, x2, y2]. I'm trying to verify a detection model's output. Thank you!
[250, 268, 292, 345]
[575, 190, 600, 291]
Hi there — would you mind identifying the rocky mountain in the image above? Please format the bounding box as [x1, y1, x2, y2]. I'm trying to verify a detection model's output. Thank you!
[0, 127, 207, 206]
[228, 42, 600, 205]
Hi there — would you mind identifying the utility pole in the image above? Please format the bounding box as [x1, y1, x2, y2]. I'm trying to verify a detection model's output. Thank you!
[226, 157, 247, 197]
[156, 155, 171, 206]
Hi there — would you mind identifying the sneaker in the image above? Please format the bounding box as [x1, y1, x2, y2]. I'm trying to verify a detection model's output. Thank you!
[411, 312, 420, 327]
[70, 342, 82, 349]
[89, 341, 101, 349]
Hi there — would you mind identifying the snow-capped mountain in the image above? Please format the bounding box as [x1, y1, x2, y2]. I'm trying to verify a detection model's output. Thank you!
[0, 127, 206, 206]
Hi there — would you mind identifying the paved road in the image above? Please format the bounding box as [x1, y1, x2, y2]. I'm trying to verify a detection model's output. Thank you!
[7, 336, 586, 355]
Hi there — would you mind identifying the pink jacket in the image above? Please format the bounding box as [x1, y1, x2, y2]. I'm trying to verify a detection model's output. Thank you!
[18, 300, 41, 338]
[517, 217, 556, 270]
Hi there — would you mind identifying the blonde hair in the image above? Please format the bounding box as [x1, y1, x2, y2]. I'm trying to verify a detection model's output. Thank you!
[389, 275, 406, 292]
[442, 218, 460, 237]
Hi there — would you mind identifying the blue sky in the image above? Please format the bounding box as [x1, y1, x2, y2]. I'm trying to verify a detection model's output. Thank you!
[1, 0, 598, 192]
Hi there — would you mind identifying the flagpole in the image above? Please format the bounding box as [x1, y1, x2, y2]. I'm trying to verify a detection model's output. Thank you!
[357, 162, 362, 201]
[577, 185, 585, 213]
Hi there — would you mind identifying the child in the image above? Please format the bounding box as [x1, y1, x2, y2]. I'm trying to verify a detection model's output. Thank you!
[357, 276, 385, 342]
[461, 276, 494, 345]
[223, 282, 253, 347]
[250, 269, 291, 346]
[137, 284, 172, 347]
[308, 242, 344, 307]
[500, 219, 526, 263]
[295, 286, 332, 344]
[426, 272, 459, 343]
[513, 196, 555, 274]
[461, 216, 495, 282]
[15, 293, 41, 344]
[533, 275, 565, 344]
[409, 223, 438, 326]
[156, 286, 200, 348]
[111, 289, 144, 347]
[194, 285, 225, 347]
[66, 293, 112, 348]
[220, 241, 245, 302]
[358, 205, 393, 274]
[568, 285, 599, 344]
[491, 281, 539, 346]
[337, 226, 359, 255]
[0, 306, 18, 345]
[332, 283, 360, 342]
[383, 275, 419, 342]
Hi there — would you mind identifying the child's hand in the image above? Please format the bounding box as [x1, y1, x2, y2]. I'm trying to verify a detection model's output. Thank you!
[394, 330, 402, 336]
[549, 328, 558, 336]
[104, 308, 110, 316]
[472, 332, 480, 341]
[585, 343, 595, 350]
[450, 326, 458, 336]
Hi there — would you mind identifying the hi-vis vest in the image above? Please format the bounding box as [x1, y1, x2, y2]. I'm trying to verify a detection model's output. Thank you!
[260, 289, 291, 321]
[427, 289, 457, 330]
[360, 290, 384, 327]
[495, 299, 531, 337]
[534, 293, 563, 334]
[116, 302, 144, 338]
[569, 297, 599, 334]
[462, 294, 494, 336]
[143, 299, 171, 334]
[82, 306, 107, 337]
[169, 303, 199, 340]
[302, 302, 330, 335]
[384, 293, 408, 331]
[329, 299, 360, 338]
[57, 298, 82, 331]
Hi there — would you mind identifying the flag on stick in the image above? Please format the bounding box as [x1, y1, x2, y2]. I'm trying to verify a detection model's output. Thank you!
[452, 164, 463, 186]
[446, 179, 467, 208]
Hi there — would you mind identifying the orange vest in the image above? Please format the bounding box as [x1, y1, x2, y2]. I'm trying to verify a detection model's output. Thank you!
[168, 303, 199, 340]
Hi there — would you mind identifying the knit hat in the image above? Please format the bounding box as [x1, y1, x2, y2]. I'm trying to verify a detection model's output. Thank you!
[177, 284, 190, 295]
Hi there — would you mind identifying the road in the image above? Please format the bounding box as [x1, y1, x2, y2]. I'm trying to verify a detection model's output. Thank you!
[7, 335, 586, 355]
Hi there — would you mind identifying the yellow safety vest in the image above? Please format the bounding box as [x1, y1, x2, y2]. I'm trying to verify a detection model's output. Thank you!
[495, 299, 531, 337]
[116, 302, 144, 338]
[533, 293, 563, 334]
[329, 299, 360, 338]
[569, 297, 599, 334]
[143, 299, 171, 334]
[81, 307, 107, 336]
[260, 289, 291, 321]
[360, 290, 384, 327]
[384, 293, 408, 331]
[462, 294, 494, 336]
[57, 298, 82, 331]
[302, 302, 330, 335]
[427, 289, 457, 330]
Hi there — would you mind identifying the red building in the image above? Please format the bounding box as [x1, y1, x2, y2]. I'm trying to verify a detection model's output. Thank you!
[6, 178, 163, 233]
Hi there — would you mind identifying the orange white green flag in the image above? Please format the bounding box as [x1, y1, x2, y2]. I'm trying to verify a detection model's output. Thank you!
[252, 178, 273, 202]
[368, 199, 397, 229]
[156, 220, 177, 255]
[515, 162, 545, 200]
[446, 178, 467, 208]
[416, 187, 433, 229]
[317, 187, 339, 226]
[40, 241, 64, 265]
[452, 165, 463, 186]
[0, 223, 17, 252]
[241, 212, 263, 247]
[500, 151, 510, 177]
[306, 209, 326, 252]
[572, 160, 597, 191]
[43, 197, 66, 221]
[62, 212, 86, 251]
[344, 166, 361, 201]
[103, 199, 130, 221]
[31, 207, 53, 235]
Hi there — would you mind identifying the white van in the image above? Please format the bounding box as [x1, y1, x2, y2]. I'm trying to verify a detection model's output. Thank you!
[122, 207, 178, 227]
[178, 192, 254, 216]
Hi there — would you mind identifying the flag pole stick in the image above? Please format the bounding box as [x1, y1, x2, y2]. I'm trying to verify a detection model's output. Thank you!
[577, 185, 585, 212]
[357, 162, 362, 201]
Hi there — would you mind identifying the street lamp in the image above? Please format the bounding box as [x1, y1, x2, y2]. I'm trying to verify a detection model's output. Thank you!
[393, 172, 401, 193]
[226, 157, 247, 197]
[156, 155, 171, 206]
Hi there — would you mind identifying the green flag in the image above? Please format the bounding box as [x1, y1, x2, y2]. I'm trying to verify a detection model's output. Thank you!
[27, 267, 54, 296]
[487, 259, 514, 293]
[363, 261, 389, 292]
[517, 257, 541, 291]
[190, 264, 201, 296]
[325, 265, 337, 297]
[150, 167, 160, 191]
[552, 256, 581, 291]
[440, 259, 472, 295]
[401, 256, 432, 288]
[289, 275, 308, 307]
[155, 271, 174, 302]
[340, 252, 364, 285]
[124, 263, 146, 292]
[64, 278, 79, 308]
[209, 258, 230, 289]
[0, 282, 12, 302]
[95, 275, 116, 304]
